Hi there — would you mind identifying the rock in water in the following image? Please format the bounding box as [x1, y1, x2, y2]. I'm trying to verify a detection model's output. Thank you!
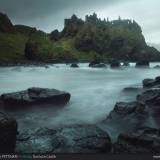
[70, 63, 79, 68]
[114, 127, 160, 153]
[1, 87, 71, 108]
[110, 60, 121, 68]
[123, 62, 130, 67]
[16, 125, 112, 154]
[89, 60, 100, 67]
[0, 112, 17, 153]
[136, 61, 150, 68]
[92, 63, 106, 68]
[143, 76, 160, 88]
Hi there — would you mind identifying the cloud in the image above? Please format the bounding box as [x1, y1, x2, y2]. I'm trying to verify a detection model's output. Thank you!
[0, 0, 159, 43]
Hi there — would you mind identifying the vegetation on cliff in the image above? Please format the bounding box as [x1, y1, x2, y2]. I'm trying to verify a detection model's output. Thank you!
[0, 12, 159, 62]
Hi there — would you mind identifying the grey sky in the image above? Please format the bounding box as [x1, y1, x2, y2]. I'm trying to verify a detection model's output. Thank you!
[0, 0, 159, 43]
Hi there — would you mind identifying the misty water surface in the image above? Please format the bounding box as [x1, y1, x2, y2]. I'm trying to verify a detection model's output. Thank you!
[0, 63, 160, 131]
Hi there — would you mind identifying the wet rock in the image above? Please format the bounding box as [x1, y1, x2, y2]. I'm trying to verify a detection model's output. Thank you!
[16, 125, 112, 154]
[70, 63, 79, 68]
[143, 76, 160, 88]
[89, 60, 100, 67]
[1, 87, 71, 108]
[154, 65, 160, 69]
[110, 60, 121, 68]
[0, 12, 14, 33]
[123, 62, 130, 67]
[137, 89, 160, 106]
[136, 61, 150, 68]
[123, 87, 142, 93]
[105, 101, 148, 132]
[92, 63, 106, 68]
[114, 127, 160, 153]
[0, 112, 18, 153]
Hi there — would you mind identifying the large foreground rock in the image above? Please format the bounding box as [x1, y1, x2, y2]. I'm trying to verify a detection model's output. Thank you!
[114, 127, 160, 153]
[1, 87, 71, 108]
[143, 76, 160, 88]
[16, 125, 112, 154]
[0, 112, 18, 153]
[106, 101, 148, 131]
[137, 89, 160, 106]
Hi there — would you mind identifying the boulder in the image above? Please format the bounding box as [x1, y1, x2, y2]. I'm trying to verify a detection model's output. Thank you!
[70, 63, 79, 68]
[114, 127, 160, 153]
[123, 87, 142, 93]
[92, 63, 106, 68]
[1, 87, 71, 108]
[136, 61, 150, 68]
[137, 89, 160, 106]
[16, 125, 112, 153]
[123, 62, 130, 67]
[154, 65, 160, 69]
[105, 101, 148, 133]
[110, 60, 121, 68]
[89, 60, 100, 67]
[0, 112, 18, 153]
[0, 12, 14, 32]
[143, 76, 160, 88]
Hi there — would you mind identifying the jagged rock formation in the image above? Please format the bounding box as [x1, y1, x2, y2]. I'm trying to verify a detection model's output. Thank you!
[0, 112, 18, 153]
[0, 12, 14, 32]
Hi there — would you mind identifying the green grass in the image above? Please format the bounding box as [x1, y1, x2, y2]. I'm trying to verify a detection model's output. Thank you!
[53, 38, 99, 60]
[0, 31, 98, 62]
[0, 32, 28, 61]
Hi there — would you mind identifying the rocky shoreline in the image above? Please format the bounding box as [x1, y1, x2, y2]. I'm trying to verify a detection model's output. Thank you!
[0, 76, 160, 154]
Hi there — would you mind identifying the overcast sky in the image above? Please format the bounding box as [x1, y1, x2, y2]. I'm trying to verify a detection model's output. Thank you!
[0, 0, 160, 43]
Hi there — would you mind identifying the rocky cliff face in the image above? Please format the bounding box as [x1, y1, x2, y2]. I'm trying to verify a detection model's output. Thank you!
[60, 13, 160, 61]
[0, 12, 14, 32]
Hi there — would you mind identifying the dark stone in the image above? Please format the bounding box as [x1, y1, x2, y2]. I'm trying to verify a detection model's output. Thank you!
[154, 65, 160, 69]
[0, 12, 14, 33]
[70, 63, 79, 68]
[105, 101, 148, 134]
[123, 62, 130, 67]
[143, 76, 160, 88]
[16, 125, 112, 154]
[123, 87, 142, 93]
[110, 60, 121, 68]
[1, 87, 71, 108]
[136, 61, 150, 68]
[0, 112, 18, 153]
[114, 127, 160, 153]
[89, 60, 100, 67]
[137, 89, 160, 106]
[92, 63, 106, 68]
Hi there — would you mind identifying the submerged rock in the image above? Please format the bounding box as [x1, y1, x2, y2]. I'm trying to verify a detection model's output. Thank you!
[70, 63, 79, 68]
[114, 127, 160, 153]
[154, 65, 160, 69]
[123, 87, 142, 93]
[89, 60, 100, 67]
[92, 63, 106, 68]
[123, 62, 130, 67]
[1, 87, 71, 108]
[16, 125, 112, 154]
[136, 61, 150, 68]
[0, 112, 18, 153]
[110, 60, 121, 68]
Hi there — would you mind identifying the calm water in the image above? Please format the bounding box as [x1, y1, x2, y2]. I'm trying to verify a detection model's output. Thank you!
[0, 63, 160, 130]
